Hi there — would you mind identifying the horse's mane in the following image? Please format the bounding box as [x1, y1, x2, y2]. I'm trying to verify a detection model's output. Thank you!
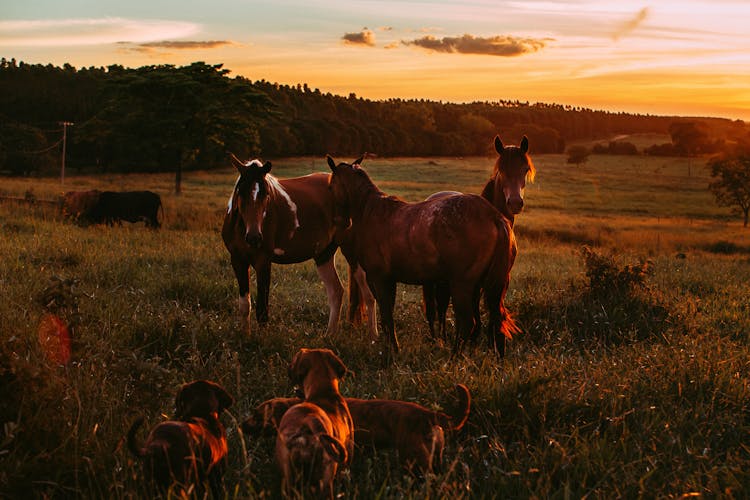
[494, 147, 536, 182]
[345, 165, 388, 197]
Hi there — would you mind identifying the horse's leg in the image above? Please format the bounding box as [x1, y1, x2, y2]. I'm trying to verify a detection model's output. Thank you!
[370, 277, 398, 354]
[352, 265, 378, 341]
[422, 284, 438, 340]
[436, 282, 451, 340]
[254, 257, 271, 325]
[347, 264, 363, 326]
[469, 286, 482, 343]
[230, 255, 252, 333]
[316, 256, 344, 336]
[483, 283, 504, 357]
[450, 282, 476, 356]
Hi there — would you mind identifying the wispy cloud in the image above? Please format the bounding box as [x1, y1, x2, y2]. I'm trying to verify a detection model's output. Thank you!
[0, 18, 200, 47]
[612, 7, 649, 41]
[342, 28, 376, 46]
[120, 39, 235, 54]
[139, 40, 234, 50]
[403, 34, 551, 56]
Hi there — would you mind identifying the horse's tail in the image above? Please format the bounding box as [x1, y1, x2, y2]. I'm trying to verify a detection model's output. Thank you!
[126, 416, 147, 458]
[484, 215, 521, 341]
[436, 384, 471, 432]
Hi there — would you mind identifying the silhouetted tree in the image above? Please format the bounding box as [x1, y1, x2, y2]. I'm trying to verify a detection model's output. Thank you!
[97, 63, 271, 193]
[708, 154, 750, 227]
[669, 121, 710, 156]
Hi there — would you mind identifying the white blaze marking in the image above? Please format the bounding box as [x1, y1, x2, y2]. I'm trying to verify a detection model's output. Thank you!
[251, 182, 260, 201]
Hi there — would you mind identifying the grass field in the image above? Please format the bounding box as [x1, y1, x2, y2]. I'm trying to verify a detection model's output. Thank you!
[1, 153, 748, 498]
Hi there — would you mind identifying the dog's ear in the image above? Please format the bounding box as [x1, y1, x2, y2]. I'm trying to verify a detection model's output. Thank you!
[319, 434, 348, 464]
[174, 383, 191, 418]
[325, 350, 349, 379]
[212, 383, 234, 413]
[288, 349, 311, 385]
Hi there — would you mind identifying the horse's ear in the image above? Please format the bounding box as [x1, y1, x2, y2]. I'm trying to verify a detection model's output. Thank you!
[353, 156, 364, 166]
[326, 155, 337, 171]
[494, 135, 504, 154]
[520, 136, 529, 154]
[229, 152, 246, 172]
[261, 161, 272, 175]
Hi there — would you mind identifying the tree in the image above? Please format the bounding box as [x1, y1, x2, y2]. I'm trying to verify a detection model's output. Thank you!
[708, 154, 750, 227]
[567, 145, 590, 166]
[97, 63, 271, 194]
[669, 121, 710, 156]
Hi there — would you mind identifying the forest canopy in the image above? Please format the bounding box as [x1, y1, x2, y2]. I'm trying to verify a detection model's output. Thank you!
[1, 59, 747, 175]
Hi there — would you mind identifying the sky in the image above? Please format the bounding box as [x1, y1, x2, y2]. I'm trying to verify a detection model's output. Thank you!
[2, 1, 750, 121]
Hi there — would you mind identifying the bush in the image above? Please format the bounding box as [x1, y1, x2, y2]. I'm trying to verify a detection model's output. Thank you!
[580, 246, 653, 297]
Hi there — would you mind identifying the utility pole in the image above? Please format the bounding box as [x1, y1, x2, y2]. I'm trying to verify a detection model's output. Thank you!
[59, 121, 74, 185]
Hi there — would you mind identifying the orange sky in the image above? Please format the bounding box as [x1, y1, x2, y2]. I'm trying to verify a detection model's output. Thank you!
[2, 1, 749, 120]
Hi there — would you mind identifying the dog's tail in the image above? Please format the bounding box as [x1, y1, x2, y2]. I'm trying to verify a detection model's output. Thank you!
[126, 416, 147, 458]
[438, 384, 471, 432]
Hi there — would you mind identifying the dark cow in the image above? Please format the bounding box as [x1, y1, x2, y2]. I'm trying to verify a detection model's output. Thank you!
[92, 191, 163, 228]
[62, 190, 102, 224]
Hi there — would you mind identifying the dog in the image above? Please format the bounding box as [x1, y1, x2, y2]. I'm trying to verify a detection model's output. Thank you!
[244, 384, 470, 474]
[127, 380, 234, 497]
[347, 384, 470, 474]
[275, 348, 354, 498]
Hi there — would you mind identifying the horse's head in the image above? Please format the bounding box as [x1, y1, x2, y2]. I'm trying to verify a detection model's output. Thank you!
[493, 135, 535, 216]
[326, 155, 364, 231]
[228, 153, 273, 248]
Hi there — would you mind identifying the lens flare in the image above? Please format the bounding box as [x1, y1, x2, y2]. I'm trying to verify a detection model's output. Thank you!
[38, 313, 72, 365]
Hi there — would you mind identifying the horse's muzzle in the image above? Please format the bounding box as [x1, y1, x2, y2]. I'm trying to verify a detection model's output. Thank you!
[507, 197, 524, 214]
[245, 233, 263, 248]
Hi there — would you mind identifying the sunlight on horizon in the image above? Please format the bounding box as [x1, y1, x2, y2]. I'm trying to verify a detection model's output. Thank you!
[2, 0, 749, 120]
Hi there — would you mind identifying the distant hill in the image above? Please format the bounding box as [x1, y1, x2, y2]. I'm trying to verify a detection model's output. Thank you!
[1, 59, 748, 175]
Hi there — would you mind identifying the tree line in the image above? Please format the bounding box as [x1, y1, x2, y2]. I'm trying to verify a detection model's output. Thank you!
[1, 59, 748, 178]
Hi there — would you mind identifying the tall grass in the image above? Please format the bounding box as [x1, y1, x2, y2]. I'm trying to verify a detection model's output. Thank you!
[0, 154, 748, 498]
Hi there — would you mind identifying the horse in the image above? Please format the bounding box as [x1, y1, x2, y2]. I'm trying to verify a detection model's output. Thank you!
[327, 155, 518, 357]
[221, 155, 375, 338]
[423, 135, 535, 347]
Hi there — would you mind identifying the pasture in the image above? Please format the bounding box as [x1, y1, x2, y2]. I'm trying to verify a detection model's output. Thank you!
[0, 153, 748, 498]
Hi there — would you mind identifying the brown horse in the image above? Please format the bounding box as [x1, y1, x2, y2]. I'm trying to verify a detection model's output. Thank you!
[222, 155, 375, 337]
[423, 136, 535, 346]
[327, 155, 518, 356]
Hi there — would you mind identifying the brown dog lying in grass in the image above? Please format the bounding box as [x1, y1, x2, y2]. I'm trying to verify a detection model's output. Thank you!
[127, 380, 234, 497]
[275, 348, 354, 498]
[244, 384, 470, 474]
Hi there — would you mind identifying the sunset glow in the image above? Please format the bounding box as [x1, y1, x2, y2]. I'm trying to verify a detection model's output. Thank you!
[2, 0, 749, 120]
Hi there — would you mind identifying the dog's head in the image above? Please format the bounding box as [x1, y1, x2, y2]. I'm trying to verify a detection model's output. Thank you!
[242, 397, 300, 437]
[174, 380, 234, 420]
[287, 348, 348, 387]
[285, 430, 348, 496]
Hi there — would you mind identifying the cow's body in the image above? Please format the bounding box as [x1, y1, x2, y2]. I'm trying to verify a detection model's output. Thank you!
[93, 191, 162, 228]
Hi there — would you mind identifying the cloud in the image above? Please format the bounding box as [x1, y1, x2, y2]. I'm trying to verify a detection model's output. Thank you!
[612, 7, 649, 41]
[120, 39, 235, 54]
[342, 28, 375, 46]
[403, 34, 550, 57]
[0, 18, 200, 47]
[138, 40, 234, 50]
